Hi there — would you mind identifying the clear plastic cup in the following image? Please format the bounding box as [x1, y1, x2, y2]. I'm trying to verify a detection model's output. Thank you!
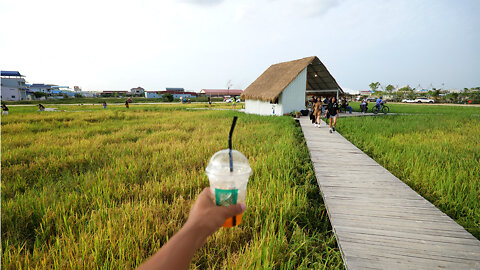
[206, 149, 252, 227]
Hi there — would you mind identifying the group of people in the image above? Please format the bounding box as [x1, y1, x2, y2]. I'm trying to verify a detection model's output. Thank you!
[360, 96, 384, 113]
[310, 96, 339, 133]
[3, 103, 47, 114]
[309, 96, 357, 133]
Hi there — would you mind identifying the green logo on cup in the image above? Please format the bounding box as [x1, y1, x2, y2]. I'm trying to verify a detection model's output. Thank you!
[215, 188, 238, 206]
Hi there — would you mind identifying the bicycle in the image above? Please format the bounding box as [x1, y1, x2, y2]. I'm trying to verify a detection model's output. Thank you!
[373, 103, 390, 114]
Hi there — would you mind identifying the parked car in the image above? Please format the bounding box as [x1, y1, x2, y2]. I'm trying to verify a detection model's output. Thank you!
[402, 99, 416, 103]
[414, 97, 434, 103]
[366, 97, 377, 102]
[225, 98, 241, 103]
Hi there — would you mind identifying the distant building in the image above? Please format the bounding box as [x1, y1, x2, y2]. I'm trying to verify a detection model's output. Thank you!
[130, 87, 145, 96]
[200, 89, 243, 97]
[49, 86, 74, 97]
[52, 85, 71, 91]
[166, 88, 184, 92]
[79, 91, 98, 98]
[145, 91, 161, 98]
[359, 90, 373, 96]
[145, 90, 197, 99]
[101, 90, 129, 97]
[445, 89, 464, 93]
[29, 83, 54, 94]
[1, 71, 27, 101]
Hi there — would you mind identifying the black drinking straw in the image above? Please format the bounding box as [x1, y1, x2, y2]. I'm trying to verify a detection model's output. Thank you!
[228, 116, 238, 172]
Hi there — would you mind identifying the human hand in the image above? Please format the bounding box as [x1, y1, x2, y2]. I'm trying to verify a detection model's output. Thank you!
[137, 188, 246, 270]
[185, 188, 246, 242]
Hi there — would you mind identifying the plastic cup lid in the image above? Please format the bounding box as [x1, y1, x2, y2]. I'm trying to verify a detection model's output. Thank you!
[206, 149, 252, 176]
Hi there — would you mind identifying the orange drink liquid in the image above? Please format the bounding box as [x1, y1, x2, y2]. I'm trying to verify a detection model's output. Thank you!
[222, 214, 243, 228]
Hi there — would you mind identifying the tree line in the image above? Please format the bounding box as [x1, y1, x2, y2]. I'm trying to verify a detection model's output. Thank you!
[367, 82, 480, 104]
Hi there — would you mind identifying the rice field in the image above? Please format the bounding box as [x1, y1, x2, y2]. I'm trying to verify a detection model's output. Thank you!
[1, 104, 343, 269]
[337, 103, 480, 239]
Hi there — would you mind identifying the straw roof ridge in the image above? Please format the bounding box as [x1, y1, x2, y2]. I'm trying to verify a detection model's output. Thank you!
[242, 56, 342, 102]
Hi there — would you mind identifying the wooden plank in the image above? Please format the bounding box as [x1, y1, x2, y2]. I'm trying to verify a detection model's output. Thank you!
[334, 225, 480, 246]
[332, 219, 476, 240]
[341, 244, 471, 265]
[344, 252, 477, 270]
[338, 233, 480, 258]
[298, 117, 480, 269]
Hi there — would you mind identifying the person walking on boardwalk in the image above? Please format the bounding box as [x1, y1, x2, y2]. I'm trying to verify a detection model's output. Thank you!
[325, 96, 339, 133]
[310, 97, 317, 124]
[103, 101, 107, 109]
[38, 104, 45, 111]
[125, 100, 130, 109]
[2, 103, 9, 115]
[310, 96, 317, 108]
[313, 98, 323, 128]
[208, 96, 212, 110]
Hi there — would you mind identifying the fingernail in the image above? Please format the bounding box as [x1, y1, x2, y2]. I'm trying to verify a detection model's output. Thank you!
[240, 203, 247, 212]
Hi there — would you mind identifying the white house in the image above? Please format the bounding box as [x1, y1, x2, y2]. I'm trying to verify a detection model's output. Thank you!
[241, 56, 343, 116]
[131, 87, 145, 96]
[1, 71, 27, 101]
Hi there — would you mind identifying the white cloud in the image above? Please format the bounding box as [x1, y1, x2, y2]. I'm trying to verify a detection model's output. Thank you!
[233, 0, 341, 22]
[180, 0, 224, 6]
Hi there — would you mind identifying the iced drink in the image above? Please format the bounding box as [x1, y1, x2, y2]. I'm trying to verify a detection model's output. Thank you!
[206, 149, 251, 227]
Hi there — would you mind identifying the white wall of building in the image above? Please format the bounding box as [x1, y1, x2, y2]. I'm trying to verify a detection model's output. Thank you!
[278, 67, 307, 114]
[245, 99, 282, 116]
[1, 77, 27, 101]
[145, 92, 160, 98]
[245, 67, 307, 116]
[1, 87, 24, 101]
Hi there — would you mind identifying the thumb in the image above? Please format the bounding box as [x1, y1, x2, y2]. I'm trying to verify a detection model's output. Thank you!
[220, 203, 247, 218]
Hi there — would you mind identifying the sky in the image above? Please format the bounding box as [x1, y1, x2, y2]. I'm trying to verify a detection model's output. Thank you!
[1, 0, 479, 92]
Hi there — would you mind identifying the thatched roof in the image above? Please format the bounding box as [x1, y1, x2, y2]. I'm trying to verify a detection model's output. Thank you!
[241, 56, 343, 102]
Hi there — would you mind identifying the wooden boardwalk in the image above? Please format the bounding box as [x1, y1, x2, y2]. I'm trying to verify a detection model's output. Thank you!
[298, 117, 480, 270]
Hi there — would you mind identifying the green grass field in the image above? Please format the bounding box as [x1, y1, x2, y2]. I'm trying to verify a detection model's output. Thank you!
[1, 105, 342, 269]
[337, 103, 480, 239]
[3, 101, 478, 268]
[2, 96, 225, 105]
